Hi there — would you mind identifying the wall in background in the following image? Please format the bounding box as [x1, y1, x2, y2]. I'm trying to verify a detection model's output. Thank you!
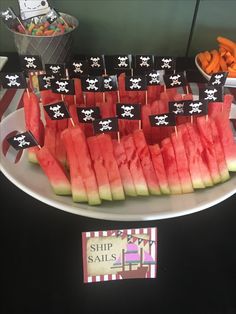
[0, 0, 235, 56]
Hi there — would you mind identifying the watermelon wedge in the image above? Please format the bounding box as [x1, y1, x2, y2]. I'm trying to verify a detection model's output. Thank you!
[44, 125, 57, 157]
[97, 134, 125, 201]
[133, 130, 161, 195]
[70, 126, 101, 205]
[36, 146, 72, 195]
[61, 129, 88, 202]
[149, 144, 170, 194]
[87, 136, 113, 201]
[113, 140, 137, 197]
[122, 134, 149, 196]
[161, 138, 182, 194]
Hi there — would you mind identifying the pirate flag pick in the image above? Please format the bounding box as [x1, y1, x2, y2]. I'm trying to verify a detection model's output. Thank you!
[135, 55, 154, 71]
[45, 63, 66, 78]
[0, 72, 27, 90]
[199, 86, 223, 103]
[0, 7, 26, 33]
[20, 55, 43, 73]
[154, 56, 176, 72]
[125, 75, 147, 91]
[93, 117, 120, 141]
[44, 101, 75, 126]
[163, 71, 188, 92]
[77, 106, 101, 123]
[184, 100, 208, 116]
[67, 60, 89, 79]
[45, 8, 60, 24]
[81, 76, 103, 92]
[88, 55, 105, 75]
[51, 79, 75, 96]
[38, 74, 55, 91]
[112, 54, 132, 71]
[7, 131, 40, 151]
[149, 112, 176, 135]
[116, 103, 142, 129]
[209, 71, 228, 87]
[146, 70, 160, 86]
[169, 100, 187, 116]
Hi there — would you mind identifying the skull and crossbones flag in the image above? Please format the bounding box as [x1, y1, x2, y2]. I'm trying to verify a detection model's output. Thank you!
[209, 71, 228, 87]
[125, 75, 147, 91]
[81, 76, 103, 92]
[183, 100, 208, 116]
[67, 60, 89, 78]
[169, 100, 187, 115]
[20, 55, 43, 72]
[163, 72, 187, 89]
[199, 86, 223, 102]
[45, 63, 66, 78]
[43, 101, 71, 120]
[0, 7, 18, 28]
[46, 8, 60, 24]
[110, 55, 132, 70]
[149, 113, 176, 127]
[93, 117, 119, 135]
[51, 79, 75, 95]
[77, 106, 101, 123]
[38, 74, 55, 91]
[102, 75, 118, 91]
[135, 55, 154, 70]
[7, 131, 39, 151]
[0, 72, 27, 89]
[88, 55, 105, 75]
[154, 56, 176, 71]
[116, 103, 141, 120]
[146, 70, 160, 85]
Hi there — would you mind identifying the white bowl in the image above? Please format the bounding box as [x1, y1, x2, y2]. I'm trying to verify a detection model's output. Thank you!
[195, 55, 236, 88]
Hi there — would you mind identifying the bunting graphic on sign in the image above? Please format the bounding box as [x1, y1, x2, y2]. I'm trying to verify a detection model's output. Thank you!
[149, 113, 176, 127]
[93, 117, 118, 134]
[43, 102, 71, 120]
[67, 60, 89, 78]
[51, 79, 75, 95]
[209, 71, 228, 87]
[81, 76, 103, 92]
[199, 86, 223, 102]
[7, 131, 39, 150]
[163, 71, 187, 89]
[125, 75, 147, 91]
[0, 72, 27, 89]
[38, 74, 55, 91]
[77, 106, 101, 123]
[45, 63, 66, 78]
[154, 56, 176, 71]
[20, 55, 43, 72]
[116, 103, 141, 120]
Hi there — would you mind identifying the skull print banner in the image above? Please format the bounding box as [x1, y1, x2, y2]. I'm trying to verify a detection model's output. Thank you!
[154, 56, 176, 71]
[125, 76, 147, 91]
[209, 72, 228, 87]
[146, 70, 160, 86]
[149, 113, 176, 127]
[0, 7, 18, 28]
[45, 64, 66, 78]
[163, 72, 187, 89]
[135, 55, 154, 70]
[77, 107, 101, 123]
[7, 131, 39, 151]
[93, 117, 119, 134]
[102, 75, 118, 92]
[38, 74, 55, 91]
[67, 60, 89, 78]
[51, 79, 75, 95]
[81, 76, 103, 92]
[199, 86, 223, 102]
[116, 103, 141, 120]
[43, 102, 71, 120]
[20, 55, 43, 72]
[0, 72, 27, 89]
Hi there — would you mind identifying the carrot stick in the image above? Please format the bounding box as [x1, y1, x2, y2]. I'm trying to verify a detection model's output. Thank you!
[219, 56, 228, 71]
[217, 36, 236, 58]
[205, 50, 220, 74]
[197, 52, 209, 71]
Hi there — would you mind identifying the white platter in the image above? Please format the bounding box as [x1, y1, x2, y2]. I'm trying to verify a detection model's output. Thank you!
[1, 108, 236, 221]
[195, 56, 236, 88]
[0, 56, 8, 71]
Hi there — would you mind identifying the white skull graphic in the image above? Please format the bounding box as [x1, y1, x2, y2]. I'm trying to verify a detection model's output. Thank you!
[90, 57, 101, 68]
[73, 62, 83, 74]
[148, 72, 160, 84]
[50, 65, 61, 74]
[103, 77, 113, 90]
[6, 75, 20, 87]
[140, 56, 150, 67]
[121, 105, 134, 118]
[129, 78, 141, 90]
[86, 78, 98, 91]
[118, 56, 128, 67]
[49, 105, 64, 118]
[56, 81, 69, 93]
[82, 109, 95, 122]
[170, 74, 181, 86]
[161, 58, 172, 69]
[189, 102, 202, 114]
[173, 102, 184, 114]
[24, 57, 37, 69]
[211, 74, 224, 85]
[1, 9, 13, 20]
[13, 135, 30, 148]
[99, 120, 112, 132]
[154, 115, 168, 125]
[204, 89, 217, 101]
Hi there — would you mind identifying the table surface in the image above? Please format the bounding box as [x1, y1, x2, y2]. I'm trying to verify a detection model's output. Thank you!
[1, 54, 236, 314]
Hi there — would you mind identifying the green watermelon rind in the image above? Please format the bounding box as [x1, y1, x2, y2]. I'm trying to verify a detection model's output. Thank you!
[52, 182, 72, 196]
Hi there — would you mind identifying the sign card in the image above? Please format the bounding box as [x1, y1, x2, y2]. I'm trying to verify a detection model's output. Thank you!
[82, 227, 157, 283]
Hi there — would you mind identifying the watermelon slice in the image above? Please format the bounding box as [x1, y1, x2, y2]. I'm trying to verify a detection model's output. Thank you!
[87, 136, 113, 201]
[161, 138, 182, 194]
[55, 130, 67, 166]
[44, 125, 57, 157]
[149, 144, 170, 194]
[171, 131, 194, 193]
[112, 139, 137, 197]
[70, 126, 101, 205]
[36, 146, 71, 195]
[133, 130, 161, 195]
[97, 134, 125, 201]
[141, 104, 152, 144]
[208, 94, 234, 119]
[196, 117, 222, 184]
[122, 134, 149, 196]
[61, 129, 88, 202]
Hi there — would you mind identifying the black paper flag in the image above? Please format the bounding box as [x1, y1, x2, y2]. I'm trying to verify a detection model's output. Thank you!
[184, 100, 208, 116]
[0, 7, 17, 28]
[45, 63, 66, 78]
[38, 74, 55, 91]
[169, 100, 187, 115]
[51, 79, 75, 95]
[93, 117, 118, 134]
[163, 72, 187, 89]
[135, 55, 153, 70]
[111, 55, 132, 70]
[209, 72, 228, 87]
[67, 60, 89, 78]
[154, 56, 176, 71]
[199, 86, 223, 102]
[146, 70, 160, 85]
[44, 102, 70, 120]
[102, 75, 118, 91]
[149, 113, 176, 127]
[20, 55, 43, 72]
[81, 76, 103, 92]
[77, 106, 101, 123]
[7, 131, 38, 151]
[0, 72, 27, 89]
[125, 76, 147, 91]
[116, 103, 141, 120]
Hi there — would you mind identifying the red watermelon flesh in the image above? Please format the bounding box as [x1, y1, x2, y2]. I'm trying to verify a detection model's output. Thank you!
[149, 144, 170, 194]
[97, 134, 125, 200]
[36, 146, 72, 195]
[133, 130, 161, 195]
[208, 94, 233, 119]
[68, 105, 80, 128]
[214, 111, 236, 172]
[74, 78, 84, 104]
[178, 124, 205, 188]
[122, 134, 149, 196]
[141, 104, 152, 144]
[87, 136, 112, 201]
[55, 130, 67, 166]
[171, 131, 194, 193]
[85, 92, 95, 107]
[113, 139, 137, 197]
[44, 125, 57, 156]
[209, 118, 230, 182]
[196, 117, 221, 184]
[147, 85, 162, 104]
[61, 129, 88, 202]
[70, 126, 101, 205]
[161, 138, 182, 194]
